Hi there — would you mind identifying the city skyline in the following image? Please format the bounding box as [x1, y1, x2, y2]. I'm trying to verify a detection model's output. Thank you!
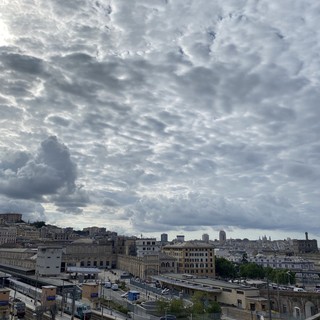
[0, 1, 320, 241]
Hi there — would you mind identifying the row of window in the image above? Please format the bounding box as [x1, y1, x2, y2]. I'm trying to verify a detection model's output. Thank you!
[185, 252, 208, 256]
[79, 260, 110, 267]
[184, 269, 214, 274]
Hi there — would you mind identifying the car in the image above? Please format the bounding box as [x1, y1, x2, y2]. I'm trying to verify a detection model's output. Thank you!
[111, 284, 119, 291]
[161, 288, 170, 295]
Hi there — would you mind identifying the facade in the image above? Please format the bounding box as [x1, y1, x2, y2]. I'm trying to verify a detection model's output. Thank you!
[0, 213, 22, 224]
[0, 248, 37, 271]
[83, 226, 106, 237]
[162, 241, 215, 277]
[247, 254, 315, 271]
[160, 233, 168, 243]
[153, 273, 266, 313]
[135, 238, 161, 257]
[39, 226, 77, 241]
[176, 235, 185, 242]
[202, 233, 209, 243]
[117, 252, 176, 279]
[36, 246, 62, 276]
[0, 226, 17, 246]
[292, 238, 318, 254]
[219, 230, 226, 244]
[61, 240, 115, 271]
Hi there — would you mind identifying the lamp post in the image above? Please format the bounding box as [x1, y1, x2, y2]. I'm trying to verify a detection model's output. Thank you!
[286, 271, 291, 286]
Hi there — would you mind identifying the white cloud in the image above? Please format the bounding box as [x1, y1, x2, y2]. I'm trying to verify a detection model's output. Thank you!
[0, 0, 319, 240]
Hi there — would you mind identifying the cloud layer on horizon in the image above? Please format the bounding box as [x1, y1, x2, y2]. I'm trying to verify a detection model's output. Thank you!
[0, 0, 319, 238]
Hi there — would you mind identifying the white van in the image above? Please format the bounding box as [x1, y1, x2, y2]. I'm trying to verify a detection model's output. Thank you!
[111, 284, 118, 291]
[293, 287, 306, 292]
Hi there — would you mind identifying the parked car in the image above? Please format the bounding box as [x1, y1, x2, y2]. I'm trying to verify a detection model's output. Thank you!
[161, 288, 170, 295]
[111, 283, 119, 291]
[104, 282, 112, 288]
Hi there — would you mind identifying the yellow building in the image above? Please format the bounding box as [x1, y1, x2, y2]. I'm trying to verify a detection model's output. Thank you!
[162, 241, 215, 277]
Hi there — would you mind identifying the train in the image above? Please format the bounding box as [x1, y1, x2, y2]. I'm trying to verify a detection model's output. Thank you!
[8, 278, 92, 320]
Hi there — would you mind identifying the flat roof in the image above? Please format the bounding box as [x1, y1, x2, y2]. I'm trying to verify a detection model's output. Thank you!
[66, 267, 101, 274]
[153, 273, 260, 293]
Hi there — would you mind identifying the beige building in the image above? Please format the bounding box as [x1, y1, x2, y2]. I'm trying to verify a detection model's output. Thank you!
[0, 248, 37, 270]
[0, 226, 17, 246]
[117, 253, 177, 280]
[154, 273, 267, 313]
[162, 241, 215, 277]
[61, 240, 115, 271]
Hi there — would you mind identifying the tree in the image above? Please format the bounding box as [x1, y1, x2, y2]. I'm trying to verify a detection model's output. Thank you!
[239, 262, 265, 279]
[189, 292, 222, 319]
[156, 299, 170, 315]
[207, 301, 222, 314]
[30, 221, 46, 228]
[215, 257, 237, 279]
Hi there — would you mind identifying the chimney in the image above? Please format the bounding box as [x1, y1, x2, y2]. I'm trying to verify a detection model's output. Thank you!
[305, 232, 308, 240]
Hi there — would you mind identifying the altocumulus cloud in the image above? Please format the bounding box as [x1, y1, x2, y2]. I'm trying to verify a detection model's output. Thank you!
[0, 0, 320, 238]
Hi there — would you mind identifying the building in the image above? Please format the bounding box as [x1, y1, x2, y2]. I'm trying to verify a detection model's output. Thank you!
[160, 233, 168, 244]
[202, 233, 209, 243]
[219, 230, 226, 244]
[176, 235, 185, 243]
[162, 241, 215, 277]
[153, 273, 266, 313]
[36, 246, 62, 276]
[292, 233, 318, 254]
[0, 213, 22, 224]
[135, 238, 161, 257]
[0, 226, 17, 246]
[61, 239, 115, 271]
[117, 252, 177, 280]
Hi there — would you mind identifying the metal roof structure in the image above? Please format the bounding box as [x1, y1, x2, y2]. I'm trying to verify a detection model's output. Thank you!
[66, 267, 101, 274]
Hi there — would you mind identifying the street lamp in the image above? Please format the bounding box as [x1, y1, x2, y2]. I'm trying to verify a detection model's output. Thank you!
[286, 271, 291, 286]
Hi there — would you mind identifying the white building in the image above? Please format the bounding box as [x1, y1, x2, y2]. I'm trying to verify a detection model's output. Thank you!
[135, 238, 161, 257]
[248, 254, 315, 271]
[36, 246, 62, 276]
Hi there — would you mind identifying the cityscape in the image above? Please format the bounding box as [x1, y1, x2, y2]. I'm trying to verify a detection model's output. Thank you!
[0, 212, 320, 320]
[1, 1, 320, 320]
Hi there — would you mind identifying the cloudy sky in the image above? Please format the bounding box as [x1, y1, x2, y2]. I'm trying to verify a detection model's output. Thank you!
[0, 0, 319, 241]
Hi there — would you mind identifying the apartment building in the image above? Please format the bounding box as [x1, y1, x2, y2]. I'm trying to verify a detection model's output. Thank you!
[135, 238, 161, 257]
[162, 241, 215, 277]
[0, 226, 17, 246]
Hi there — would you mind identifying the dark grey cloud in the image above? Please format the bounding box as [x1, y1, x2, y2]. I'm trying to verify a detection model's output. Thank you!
[0, 0, 320, 239]
[0, 136, 88, 213]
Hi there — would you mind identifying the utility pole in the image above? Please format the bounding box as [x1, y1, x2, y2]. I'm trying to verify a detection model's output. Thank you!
[34, 271, 39, 307]
[71, 286, 76, 320]
[266, 277, 272, 320]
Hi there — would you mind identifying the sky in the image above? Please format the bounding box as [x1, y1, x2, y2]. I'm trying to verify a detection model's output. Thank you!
[0, 0, 319, 242]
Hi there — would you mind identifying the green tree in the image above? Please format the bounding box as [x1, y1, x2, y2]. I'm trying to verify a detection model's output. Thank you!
[156, 299, 170, 315]
[207, 301, 222, 314]
[239, 262, 265, 279]
[215, 257, 237, 279]
[169, 299, 186, 317]
[30, 221, 46, 228]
